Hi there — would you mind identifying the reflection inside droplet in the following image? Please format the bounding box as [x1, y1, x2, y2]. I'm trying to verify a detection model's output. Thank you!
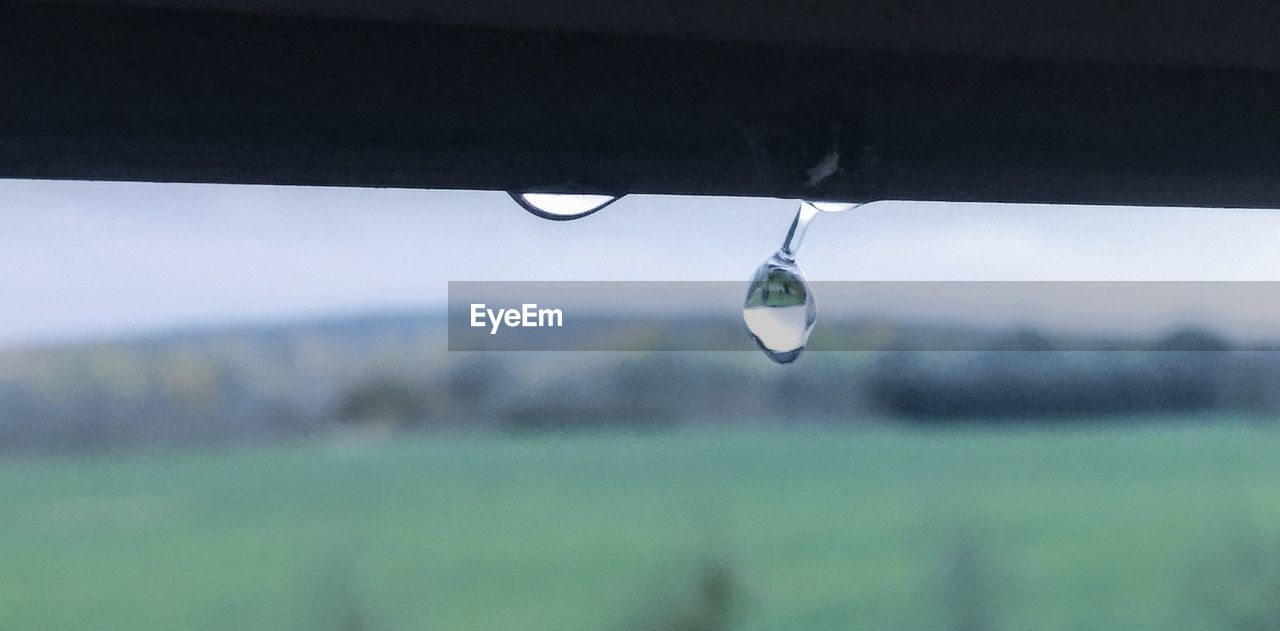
[509, 192, 620, 220]
[742, 254, 816, 364]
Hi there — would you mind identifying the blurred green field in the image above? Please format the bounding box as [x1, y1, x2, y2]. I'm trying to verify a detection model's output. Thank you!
[3, 422, 1280, 630]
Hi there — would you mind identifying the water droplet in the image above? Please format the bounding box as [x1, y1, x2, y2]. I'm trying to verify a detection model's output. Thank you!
[743, 254, 816, 364]
[742, 200, 858, 363]
[509, 192, 621, 220]
[804, 200, 859, 213]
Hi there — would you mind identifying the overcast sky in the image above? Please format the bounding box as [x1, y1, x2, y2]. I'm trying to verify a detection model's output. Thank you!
[3, 178, 1280, 346]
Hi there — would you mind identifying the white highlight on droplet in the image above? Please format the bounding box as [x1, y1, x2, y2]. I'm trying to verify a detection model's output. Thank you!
[743, 304, 811, 352]
[510, 193, 619, 220]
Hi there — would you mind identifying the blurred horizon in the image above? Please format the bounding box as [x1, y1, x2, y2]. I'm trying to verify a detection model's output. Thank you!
[6, 178, 1280, 347]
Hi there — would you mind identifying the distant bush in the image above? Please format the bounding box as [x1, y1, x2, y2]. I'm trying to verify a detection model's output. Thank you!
[627, 559, 740, 631]
[1187, 525, 1280, 631]
[865, 351, 1240, 420]
[304, 555, 382, 631]
[336, 378, 432, 427]
[4, 314, 1280, 452]
[937, 533, 999, 631]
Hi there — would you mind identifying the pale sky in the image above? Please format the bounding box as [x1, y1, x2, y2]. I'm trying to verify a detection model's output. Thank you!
[3, 178, 1280, 346]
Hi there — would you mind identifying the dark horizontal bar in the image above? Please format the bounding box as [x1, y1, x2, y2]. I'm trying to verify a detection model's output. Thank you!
[4, 2, 1280, 207]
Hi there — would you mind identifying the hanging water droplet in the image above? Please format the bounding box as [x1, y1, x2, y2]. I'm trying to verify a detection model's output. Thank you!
[742, 254, 816, 364]
[508, 192, 621, 220]
[742, 200, 859, 364]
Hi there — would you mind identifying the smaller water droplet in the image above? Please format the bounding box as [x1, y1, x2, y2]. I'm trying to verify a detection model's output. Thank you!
[742, 254, 816, 364]
[803, 200, 859, 213]
[509, 192, 621, 220]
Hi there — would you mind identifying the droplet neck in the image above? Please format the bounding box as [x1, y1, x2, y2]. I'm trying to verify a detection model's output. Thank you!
[777, 201, 820, 262]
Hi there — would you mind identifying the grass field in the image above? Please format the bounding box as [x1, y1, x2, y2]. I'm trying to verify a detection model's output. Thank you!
[3, 421, 1280, 630]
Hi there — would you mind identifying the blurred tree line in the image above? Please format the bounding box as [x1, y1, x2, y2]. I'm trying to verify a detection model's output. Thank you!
[0, 314, 1277, 453]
